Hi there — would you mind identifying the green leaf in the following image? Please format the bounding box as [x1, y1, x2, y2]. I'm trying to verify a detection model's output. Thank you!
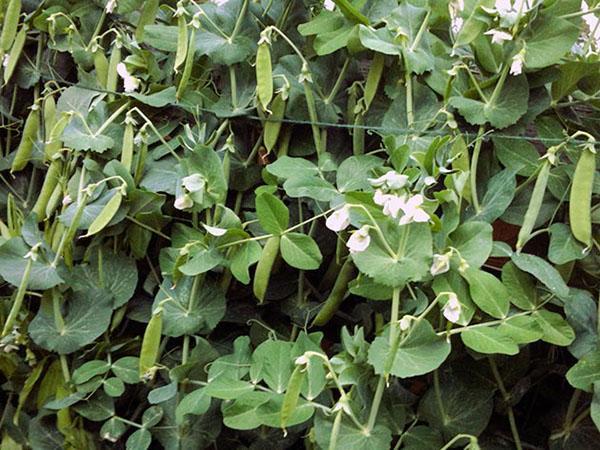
[250, 340, 294, 393]
[230, 240, 262, 284]
[72, 360, 111, 385]
[314, 412, 392, 450]
[100, 417, 128, 442]
[497, 315, 544, 344]
[493, 137, 540, 177]
[523, 16, 580, 69]
[358, 25, 402, 55]
[129, 87, 177, 108]
[471, 170, 516, 223]
[179, 248, 223, 276]
[548, 223, 587, 265]
[282, 176, 339, 202]
[336, 155, 383, 193]
[280, 233, 322, 270]
[175, 388, 210, 424]
[142, 406, 164, 428]
[126, 428, 152, 450]
[460, 327, 519, 355]
[111, 357, 140, 384]
[565, 289, 599, 359]
[449, 75, 529, 129]
[204, 378, 255, 400]
[153, 277, 226, 337]
[352, 222, 432, 288]
[0, 238, 63, 290]
[418, 377, 494, 441]
[463, 268, 509, 319]
[255, 192, 289, 234]
[103, 377, 125, 397]
[501, 262, 537, 310]
[449, 221, 493, 268]
[432, 272, 476, 326]
[368, 319, 451, 378]
[266, 156, 320, 179]
[148, 382, 178, 405]
[533, 310, 575, 346]
[221, 391, 271, 430]
[567, 352, 600, 392]
[29, 290, 112, 354]
[511, 252, 570, 299]
[402, 426, 444, 450]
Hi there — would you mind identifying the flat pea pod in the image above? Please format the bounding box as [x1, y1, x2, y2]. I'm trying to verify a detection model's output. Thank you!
[45, 111, 70, 158]
[176, 28, 196, 100]
[312, 259, 356, 326]
[11, 104, 39, 172]
[43, 95, 56, 144]
[280, 364, 305, 431]
[106, 43, 121, 98]
[32, 159, 62, 221]
[121, 121, 134, 171]
[174, 12, 188, 72]
[253, 235, 280, 303]
[139, 310, 163, 380]
[83, 190, 123, 237]
[94, 49, 109, 88]
[263, 93, 286, 153]
[0, 0, 21, 52]
[363, 53, 384, 110]
[256, 42, 273, 110]
[570, 146, 596, 246]
[3, 23, 27, 85]
[45, 181, 63, 219]
[135, 0, 159, 42]
[516, 160, 550, 250]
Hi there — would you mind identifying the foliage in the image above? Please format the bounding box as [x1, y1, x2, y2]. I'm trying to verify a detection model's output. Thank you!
[0, 0, 600, 448]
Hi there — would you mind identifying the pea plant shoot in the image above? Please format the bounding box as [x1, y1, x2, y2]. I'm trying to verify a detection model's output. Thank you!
[1, 0, 600, 449]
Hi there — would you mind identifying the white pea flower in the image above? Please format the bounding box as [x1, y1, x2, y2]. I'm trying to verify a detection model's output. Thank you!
[211, 0, 229, 6]
[510, 50, 525, 76]
[174, 194, 193, 210]
[62, 194, 73, 206]
[484, 29, 513, 45]
[368, 171, 409, 191]
[105, 0, 117, 13]
[399, 315, 412, 331]
[295, 354, 309, 366]
[442, 293, 462, 323]
[2, 54, 9, 68]
[116, 63, 140, 93]
[582, 1, 600, 51]
[378, 193, 407, 219]
[398, 194, 430, 225]
[424, 176, 436, 186]
[182, 173, 206, 193]
[326, 205, 351, 232]
[323, 0, 335, 10]
[203, 224, 227, 236]
[449, 0, 464, 35]
[347, 225, 370, 253]
[430, 253, 451, 276]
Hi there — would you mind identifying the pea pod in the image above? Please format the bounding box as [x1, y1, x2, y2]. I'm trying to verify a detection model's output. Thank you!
[3, 23, 27, 85]
[43, 95, 56, 144]
[121, 120, 134, 171]
[106, 42, 121, 99]
[11, 104, 39, 172]
[312, 259, 356, 326]
[139, 310, 163, 380]
[45, 178, 63, 219]
[32, 159, 62, 221]
[364, 53, 384, 110]
[280, 364, 305, 431]
[135, 0, 159, 42]
[253, 236, 280, 303]
[174, 11, 188, 72]
[256, 42, 273, 110]
[83, 190, 123, 237]
[94, 49, 109, 88]
[45, 112, 70, 158]
[570, 146, 595, 246]
[176, 28, 196, 100]
[516, 160, 550, 250]
[0, 0, 21, 53]
[263, 93, 286, 153]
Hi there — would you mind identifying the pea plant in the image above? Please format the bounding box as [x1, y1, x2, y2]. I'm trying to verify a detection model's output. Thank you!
[1, 0, 600, 448]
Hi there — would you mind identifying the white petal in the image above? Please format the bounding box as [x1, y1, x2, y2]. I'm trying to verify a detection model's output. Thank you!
[412, 208, 430, 223]
[323, 0, 335, 10]
[203, 224, 227, 236]
[182, 173, 206, 192]
[326, 207, 351, 232]
[347, 226, 370, 253]
[174, 195, 193, 210]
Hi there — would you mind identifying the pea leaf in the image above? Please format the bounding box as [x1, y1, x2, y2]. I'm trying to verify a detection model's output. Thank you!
[255, 192, 289, 234]
[449, 221, 493, 268]
[0, 238, 63, 290]
[462, 268, 509, 319]
[567, 351, 600, 392]
[461, 326, 519, 355]
[511, 252, 570, 299]
[280, 233, 322, 270]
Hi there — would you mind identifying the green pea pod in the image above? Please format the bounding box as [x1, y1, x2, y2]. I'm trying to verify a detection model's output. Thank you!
[135, 0, 159, 42]
[264, 93, 286, 153]
[11, 105, 39, 172]
[32, 159, 62, 221]
[106, 43, 121, 98]
[333, 0, 369, 25]
[134, 141, 148, 185]
[121, 121, 134, 171]
[352, 113, 365, 155]
[364, 53, 384, 110]
[43, 95, 56, 144]
[0, 0, 21, 52]
[176, 28, 196, 100]
[312, 259, 357, 326]
[570, 147, 595, 246]
[94, 49, 109, 88]
[45, 181, 63, 219]
[139, 310, 163, 380]
[256, 42, 273, 110]
[174, 14, 188, 72]
[83, 190, 123, 237]
[253, 235, 280, 303]
[45, 112, 70, 158]
[280, 364, 305, 431]
[516, 160, 550, 250]
[3, 24, 27, 85]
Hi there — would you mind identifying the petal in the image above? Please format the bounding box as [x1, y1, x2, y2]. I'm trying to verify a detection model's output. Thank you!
[412, 208, 430, 223]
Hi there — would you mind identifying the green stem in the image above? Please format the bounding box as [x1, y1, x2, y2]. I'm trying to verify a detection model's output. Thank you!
[182, 335, 190, 365]
[489, 357, 523, 450]
[303, 81, 323, 154]
[440, 434, 476, 450]
[405, 69, 414, 128]
[328, 410, 343, 450]
[488, 63, 510, 108]
[433, 370, 446, 423]
[560, 5, 600, 20]
[470, 125, 486, 214]
[60, 354, 71, 383]
[1, 258, 33, 336]
[230, 65, 238, 109]
[564, 389, 582, 431]
[325, 57, 350, 104]
[52, 192, 89, 267]
[229, 0, 248, 42]
[95, 102, 129, 136]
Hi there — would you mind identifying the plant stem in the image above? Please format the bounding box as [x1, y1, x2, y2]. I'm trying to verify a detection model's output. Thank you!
[1, 258, 33, 337]
[229, 0, 248, 42]
[405, 70, 414, 128]
[303, 81, 323, 154]
[470, 125, 486, 214]
[325, 57, 350, 105]
[489, 357, 523, 450]
[328, 410, 343, 450]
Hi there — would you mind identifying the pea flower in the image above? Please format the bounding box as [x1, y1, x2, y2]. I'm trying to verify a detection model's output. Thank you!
[398, 194, 430, 225]
[442, 293, 461, 323]
[182, 173, 206, 193]
[347, 225, 370, 253]
[211, 0, 229, 5]
[399, 315, 412, 331]
[2, 54, 9, 69]
[326, 205, 351, 232]
[174, 193, 193, 210]
[510, 50, 525, 75]
[430, 253, 451, 276]
[374, 190, 405, 219]
[116, 63, 140, 93]
[323, 0, 335, 10]
[369, 171, 409, 191]
[484, 29, 513, 45]
[203, 224, 227, 236]
[105, 0, 117, 13]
